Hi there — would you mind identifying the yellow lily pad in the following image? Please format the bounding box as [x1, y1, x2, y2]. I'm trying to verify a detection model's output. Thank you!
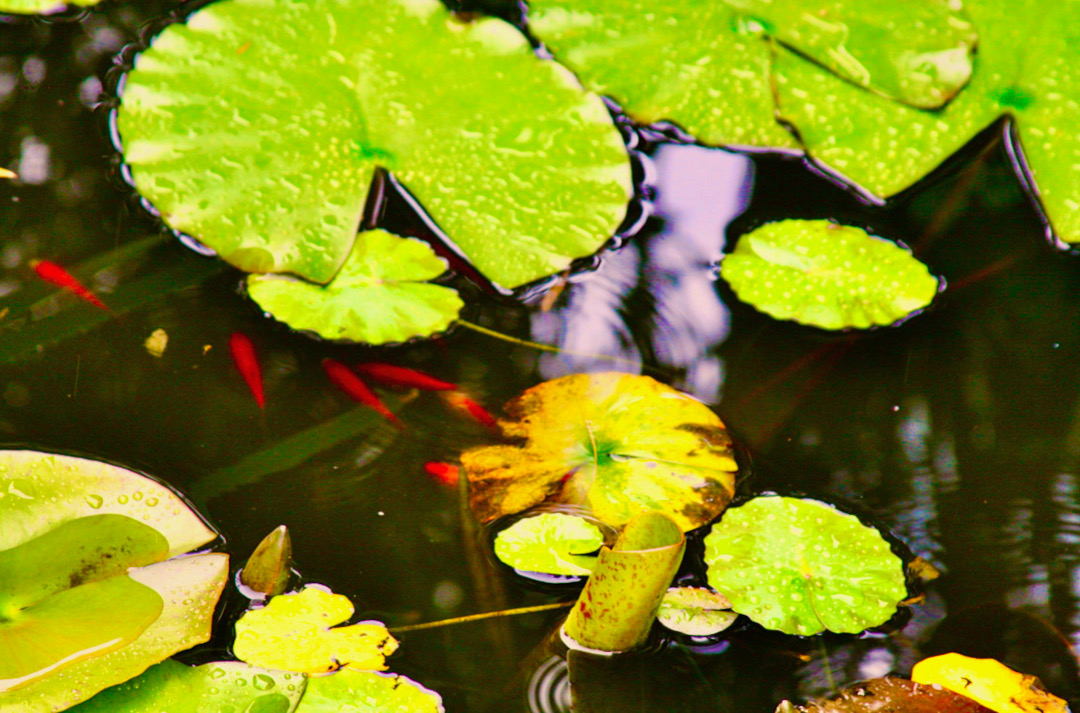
[233, 586, 398, 674]
[911, 653, 1068, 713]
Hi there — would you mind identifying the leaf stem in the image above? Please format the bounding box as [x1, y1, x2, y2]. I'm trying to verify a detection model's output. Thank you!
[454, 319, 645, 370]
[388, 600, 573, 634]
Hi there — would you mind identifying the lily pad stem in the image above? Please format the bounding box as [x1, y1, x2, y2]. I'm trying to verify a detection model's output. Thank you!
[388, 601, 573, 633]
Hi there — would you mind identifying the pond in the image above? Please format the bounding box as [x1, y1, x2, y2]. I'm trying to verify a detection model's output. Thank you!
[3, 2, 1080, 711]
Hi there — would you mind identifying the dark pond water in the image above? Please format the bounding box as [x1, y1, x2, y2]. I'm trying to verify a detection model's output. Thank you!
[4, 3, 1080, 712]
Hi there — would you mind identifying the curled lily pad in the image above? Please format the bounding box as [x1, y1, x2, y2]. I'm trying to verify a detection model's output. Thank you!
[118, 0, 631, 288]
[0, 451, 226, 712]
[912, 654, 1069, 713]
[494, 512, 603, 576]
[233, 586, 398, 674]
[295, 669, 443, 713]
[246, 230, 462, 344]
[69, 659, 307, 713]
[240, 525, 293, 598]
[657, 586, 738, 636]
[703, 496, 907, 636]
[720, 220, 939, 330]
[462, 372, 737, 532]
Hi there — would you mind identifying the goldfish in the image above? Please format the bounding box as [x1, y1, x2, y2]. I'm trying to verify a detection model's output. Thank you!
[354, 363, 456, 391]
[423, 462, 460, 487]
[322, 358, 403, 428]
[442, 392, 498, 431]
[229, 332, 265, 408]
[31, 259, 106, 309]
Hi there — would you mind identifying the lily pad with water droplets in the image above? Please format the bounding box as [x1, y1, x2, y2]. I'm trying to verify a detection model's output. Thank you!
[912, 654, 1069, 713]
[118, 0, 631, 289]
[295, 669, 443, 713]
[246, 230, 463, 344]
[233, 586, 398, 674]
[720, 220, 939, 330]
[462, 372, 738, 532]
[69, 659, 306, 713]
[657, 586, 738, 636]
[774, 0, 1080, 245]
[0, 451, 226, 712]
[494, 512, 604, 576]
[703, 496, 907, 636]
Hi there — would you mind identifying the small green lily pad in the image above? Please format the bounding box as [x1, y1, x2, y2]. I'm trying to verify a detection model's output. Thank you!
[247, 230, 462, 344]
[657, 586, 739, 636]
[119, 0, 631, 288]
[494, 512, 603, 576]
[295, 670, 443, 713]
[69, 659, 306, 713]
[703, 496, 907, 636]
[720, 220, 939, 330]
[234, 586, 398, 674]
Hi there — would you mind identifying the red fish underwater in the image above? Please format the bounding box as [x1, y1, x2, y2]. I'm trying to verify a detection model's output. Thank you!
[423, 462, 460, 487]
[442, 392, 499, 431]
[229, 332, 265, 409]
[322, 358, 403, 428]
[355, 363, 457, 391]
[32, 260, 106, 309]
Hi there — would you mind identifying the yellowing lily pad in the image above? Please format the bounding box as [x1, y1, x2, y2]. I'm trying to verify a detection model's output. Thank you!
[912, 653, 1069, 713]
[246, 230, 463, 344]
[720, 220, 939, 330]
[462, 372, 737, 532]
[69, 659, 307, 713]
[295, 669, 443, 713]
[703, 496, 907, 636]
[118, 0, 630, 288]
[0, 451, 226, 712]
[233, 586, 398, 674]
[657, 586, 738, 636]
[494, 512, 603, 576]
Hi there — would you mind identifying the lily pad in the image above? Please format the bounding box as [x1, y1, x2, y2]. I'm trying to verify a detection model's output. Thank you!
[494, 512, 604, 576]
[70, 659, 307, 713]
[720, 220, 939, 330]
[723, 0, 976, 108]
[118, 0, 631, 288]
[240, 526, 293, 598]
[912, 654, 1069, 713]
[774, 0, 1080, 245]
[233, 586, 398, 674]
[0, 451, 226, 712]
[656, 586, 738, 636]
[703, 496, 907, 636]
[776, 676, 995, 712]
[295, 669, 443, 713]
[0, 0, 99, 14]
[462, 372, 738, 532]
[246, 230, 463, 344]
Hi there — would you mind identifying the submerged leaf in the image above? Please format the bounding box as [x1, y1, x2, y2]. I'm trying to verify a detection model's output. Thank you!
[69, 659, 306, 713]
[721, 220, 939, 330]
[247, 230, 462, 344]
[295, 669, 443, 713]
[234, 586, 398, 674]
[119, 0, 630, 288]
[494, 512, 603, 576]
[777, 675, 994, 712]
[703, 496, 907, 636]
[563, 512, 685, 652]
[656, 586, 738, 636]
[463, 372, 737, 532]
[912, 653, 1069, 713]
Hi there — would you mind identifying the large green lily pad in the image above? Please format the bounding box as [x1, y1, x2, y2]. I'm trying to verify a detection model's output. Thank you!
[118, 0, 631, 288]
[295, 670, 443, 713]
[703, 496, 907, 636]
[775, 0, 1080, 244]
[493, 512, 603, 576]
[247, 230, 463, 344]
[0, 451, 226, 711]
[462, 373, 738, 532]
[70, 659, 307, 713]
[720, 220, 939, 330]
[723, 0, 976, 108]
[0, 0, 99, 14]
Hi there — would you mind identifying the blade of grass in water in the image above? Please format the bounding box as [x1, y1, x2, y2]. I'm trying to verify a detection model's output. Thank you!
[0, 235, 229, 365]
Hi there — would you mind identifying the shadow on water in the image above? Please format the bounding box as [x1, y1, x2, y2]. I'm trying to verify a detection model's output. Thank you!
[2, 3, 1080, 712]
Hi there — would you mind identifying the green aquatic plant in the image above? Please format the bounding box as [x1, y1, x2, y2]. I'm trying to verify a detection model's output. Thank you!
[246, 230, 463, 344]
[118, 0, 631, 290]
[656, 586, 739, 637]
[493, 512, 604, 576]
[703, 496, 907, 636]
[240, 525, 294, 597]
[720, 219, 939, 329]
[294, 669, 443, 713]
[0, 451, 228, 712]
[0, 0, 100, 15]
[462, 372, 737, 532]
